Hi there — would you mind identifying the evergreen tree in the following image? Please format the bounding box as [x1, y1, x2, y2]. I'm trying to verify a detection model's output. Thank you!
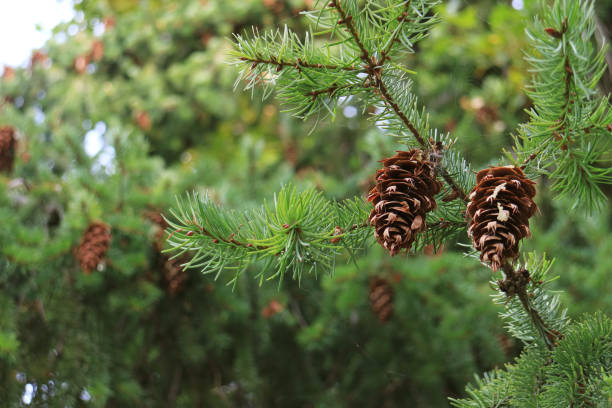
[0, 0, 611, 406]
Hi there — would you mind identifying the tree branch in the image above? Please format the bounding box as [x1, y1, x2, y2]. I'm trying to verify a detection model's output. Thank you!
[499, 262, 562, 351]
[239, 56, 357, 72]
[330, 0, 375, 65]
[330, 0, 469, 203]
[379, 0, 412, 66]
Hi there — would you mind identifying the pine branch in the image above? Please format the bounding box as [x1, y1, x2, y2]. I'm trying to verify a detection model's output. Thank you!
[164, 185, 373, 286]
[330, 0, 374, 64]
[238, 56, 356, 72]
[378, 0, 412, 65]
[540, 312, 612, 406]
[234, 0, 470, 204]
[452, 313, 612, 407]
[331, 0, 469, 202]
[492, 253, 569, 350]
[374, 68, 471, 202]
[493, 252, 568, 350]
[509, 0, 612, 212]
[449, 371, 511, 408]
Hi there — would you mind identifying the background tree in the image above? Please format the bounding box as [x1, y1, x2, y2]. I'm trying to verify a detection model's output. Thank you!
[0, 0, 611, 407]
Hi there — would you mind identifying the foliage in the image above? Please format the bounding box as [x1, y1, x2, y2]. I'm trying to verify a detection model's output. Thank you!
[165, 185, 371, 287]
[508, 0, 612, 212]
[0, 0, 611, 406]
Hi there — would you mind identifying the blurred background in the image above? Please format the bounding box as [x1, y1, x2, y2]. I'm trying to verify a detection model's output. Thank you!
[0, 0, 611, 406]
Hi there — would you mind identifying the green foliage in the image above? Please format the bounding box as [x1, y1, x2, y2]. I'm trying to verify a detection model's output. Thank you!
[0, 0, 611, 406]
[451, 313, 612, 407]
[509, 0, 612, 211]
[493, 252, 569, 347]
[165, 185, 371, 286]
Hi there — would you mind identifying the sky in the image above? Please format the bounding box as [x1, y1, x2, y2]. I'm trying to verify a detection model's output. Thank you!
[0, 0, 75, 70]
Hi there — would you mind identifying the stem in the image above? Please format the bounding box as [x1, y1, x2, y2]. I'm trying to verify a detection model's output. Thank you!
[332, 0, 469, 202]
[377, 78, 468, 202]
[331, 0, 375, 65]
[239, 56, 357, 72]
[379, 0, 412, 65]
[500, 262, 561, 351]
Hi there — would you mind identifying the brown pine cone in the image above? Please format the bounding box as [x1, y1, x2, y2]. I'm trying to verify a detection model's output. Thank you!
[466, 166, 537, 271]
[162, 255, 185, 296]
[0, 125, 16, 173]
[369, 277, 394, 322]
[367, 150, 442, 256]
[75, 221, 112, 274]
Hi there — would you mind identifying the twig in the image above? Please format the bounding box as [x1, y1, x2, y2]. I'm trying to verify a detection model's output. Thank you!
[331, 0, 468, 202]
[379, 0, 412, 66]
[330, 0, 375, 65]
[378, 80, 468, 201]
[499, 262, 562, 351]
[239, 56, 357, 72]
[306, 83, 358, 100]
[172, 218, 269, 250]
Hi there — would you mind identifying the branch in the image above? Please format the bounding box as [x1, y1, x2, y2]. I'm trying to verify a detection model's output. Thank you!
[331, 0, 468, 202]
[499, 263, 560, 351]
[330, 0, 374, 65]
[511, 1, 612, 211]
[377, 77, 469, 202]
[494, 253, 568, 351]
[165, 186, 373, 286]
[379, 0, 412, 66]
[239, 56, 357, 72]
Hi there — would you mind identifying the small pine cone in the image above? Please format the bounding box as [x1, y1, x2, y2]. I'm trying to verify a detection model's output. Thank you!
[369, 277, 394, 322]
[162, 255, 185, 296]
[0, 126, 16, 173]
[367, 150, 442, 255]
[76, 221, 111, 274]
[466, 166, 537, 271]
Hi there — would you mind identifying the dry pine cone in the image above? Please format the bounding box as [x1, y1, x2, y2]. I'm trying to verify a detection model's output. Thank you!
[369, 277, 394, 322]
[0, 125, 16, 173]
[368, 150, 442, 255]
[76, 221, 111, 274]
[467, 166, 537, 271]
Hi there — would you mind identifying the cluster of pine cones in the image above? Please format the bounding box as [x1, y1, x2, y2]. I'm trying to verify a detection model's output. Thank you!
[368, 148, 537, 271]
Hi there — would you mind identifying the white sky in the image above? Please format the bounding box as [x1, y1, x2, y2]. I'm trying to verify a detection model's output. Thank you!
[0, 0, 75, 70]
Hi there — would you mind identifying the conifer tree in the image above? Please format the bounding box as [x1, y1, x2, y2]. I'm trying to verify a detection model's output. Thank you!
[164, 0, 612, 405]
[1, 0, 611, 406]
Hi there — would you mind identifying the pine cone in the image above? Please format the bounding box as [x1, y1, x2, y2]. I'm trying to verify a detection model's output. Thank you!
[369, 277, 394, 322]
[466, 166, 537, 271]
[0, 125, 16, 173]
[367, 150, 442, 255]
[76, 221, 112, 274]
[162, 255, 185, 296]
